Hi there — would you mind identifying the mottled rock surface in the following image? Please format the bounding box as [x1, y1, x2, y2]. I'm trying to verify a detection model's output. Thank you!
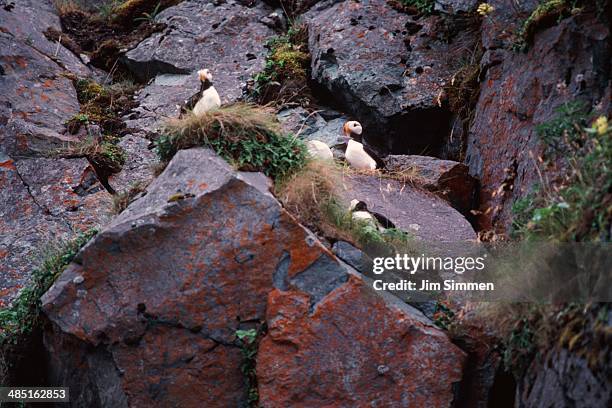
[466, 1, 611, 232]
[124, 0, 276, 132]
[41, 148, 344, 406]
[258, 274, 466, 407]
[0, 0, 109, 307]
[42, 148, 467, 406]
[385, 154, 477, 214]
[337, 172, 476, 242]
[305, 0, 455, 154]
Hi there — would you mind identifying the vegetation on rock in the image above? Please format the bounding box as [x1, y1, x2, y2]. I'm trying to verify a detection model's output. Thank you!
[236, 328, 264, 407]
[389, 0, 435, 15]
[512, 103, 610, 242]
[250, 23, 311, 106]
[156, 103, 307, 181]
[277, 161, 413, 249]
[0, 230, 98, 385]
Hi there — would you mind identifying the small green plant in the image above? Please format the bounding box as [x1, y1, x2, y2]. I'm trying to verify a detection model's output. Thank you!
[134, 1, 161, 23]
[156, 103, 307, 181]
[535, 101, 588, 155]
[433, 301, 455, 330]
[503, 317, 536, 378]
[235, 328, 262, 407]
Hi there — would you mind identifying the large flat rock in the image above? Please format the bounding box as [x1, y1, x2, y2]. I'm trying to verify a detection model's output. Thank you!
[338, 172, 476, 242]
[0, 1, 108, 307]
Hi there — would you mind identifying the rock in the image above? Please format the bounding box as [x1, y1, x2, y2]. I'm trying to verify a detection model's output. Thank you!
[0, 1, 108, 307]
[0, 155, 109, 307]
[257, 273, 467, 407]
[108, 134, 157, 194]
[41, 148, 351, 406]
[277, 106, 350, 145]
[434, 0, 478, 14]
[384, 154, 477, 214]
[337, 172, 476, 242]
[305, 0, 454, 154]
[0, 0, 92, 77]
[331, 240, 370, 273]
[518, 348, 610, 408]
[123, 0, 276, 132]
[465, 1, 611, 232]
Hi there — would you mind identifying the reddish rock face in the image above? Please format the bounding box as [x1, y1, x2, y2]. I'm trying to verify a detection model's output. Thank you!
[258, 274, 467, 407]
[466, 2, 611, 232]
[42, 148, 467, 406]
[42, 148, 344, 406]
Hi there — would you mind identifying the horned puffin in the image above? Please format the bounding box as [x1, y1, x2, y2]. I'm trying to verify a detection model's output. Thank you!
[343, 121, 383, 170]
[181, 69, 221, 117]
[349, 199, 396, 231]
[306, 140, 334, 161]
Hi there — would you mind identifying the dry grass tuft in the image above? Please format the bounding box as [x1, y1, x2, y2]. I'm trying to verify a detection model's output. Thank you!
[111, 180, 148, 214]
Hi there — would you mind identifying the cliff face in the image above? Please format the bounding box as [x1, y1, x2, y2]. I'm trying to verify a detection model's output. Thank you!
[0, 0, 610, 406]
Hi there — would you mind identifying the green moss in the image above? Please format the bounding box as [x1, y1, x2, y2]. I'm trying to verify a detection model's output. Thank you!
[396, 0, 435, 15]
[235, 328, 263, 407]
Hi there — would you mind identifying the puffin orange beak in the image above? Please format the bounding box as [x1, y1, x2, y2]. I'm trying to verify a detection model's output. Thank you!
[343, 122, 351, 136]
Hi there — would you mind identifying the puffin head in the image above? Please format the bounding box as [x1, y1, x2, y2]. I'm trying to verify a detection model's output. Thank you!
[343, 120, 363, 142]
[198, 69, 213, 82]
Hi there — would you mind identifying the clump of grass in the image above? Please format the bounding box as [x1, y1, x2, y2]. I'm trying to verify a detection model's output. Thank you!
[111, 0, 179, 25]
[276, 161, 412, 249]
[250, 23, 310, 105]
[156, 103, 307, 181]
[111, 181, 148, 214]
[0, 229, 97, 345]
[512, 104, 610, 242]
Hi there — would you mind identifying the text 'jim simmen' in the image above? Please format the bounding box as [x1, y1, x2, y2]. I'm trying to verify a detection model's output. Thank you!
[373, 279, 495, 291]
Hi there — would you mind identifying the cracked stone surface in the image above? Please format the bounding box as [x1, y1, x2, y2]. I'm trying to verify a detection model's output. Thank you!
[42, 148, 465, 406]
[0, 0, 108, 307]
[123, 0, 276, 133]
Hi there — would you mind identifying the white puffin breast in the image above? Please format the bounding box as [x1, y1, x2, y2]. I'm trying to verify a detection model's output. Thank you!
[346, 140, 376, 170]
[306, 140, 334, 161]
[193, 86, 221, 117]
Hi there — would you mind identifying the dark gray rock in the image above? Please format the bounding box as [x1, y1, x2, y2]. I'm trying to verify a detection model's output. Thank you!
[0, 0, 107, 307]
[108, 134, 157, 194]
[277, 106, 350, 145]
[305, 0, 454, 154]
[123, 0, 276, 133]
[384, 154, 477, 214]
[434, 0, 478, 13]
[332, 240, 371, 273]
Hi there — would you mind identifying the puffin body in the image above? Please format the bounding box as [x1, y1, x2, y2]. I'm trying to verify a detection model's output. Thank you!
[306, 140, 334, 161]
[346, 139, 377, 170]
[182, 69, 221, 117]
[343, 121, 380, 170]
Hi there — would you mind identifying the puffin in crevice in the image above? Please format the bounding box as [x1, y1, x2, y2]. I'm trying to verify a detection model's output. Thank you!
[343, 121, 384, 170]
[180, 69, 221, 117]
[349, 199, 397, 231]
